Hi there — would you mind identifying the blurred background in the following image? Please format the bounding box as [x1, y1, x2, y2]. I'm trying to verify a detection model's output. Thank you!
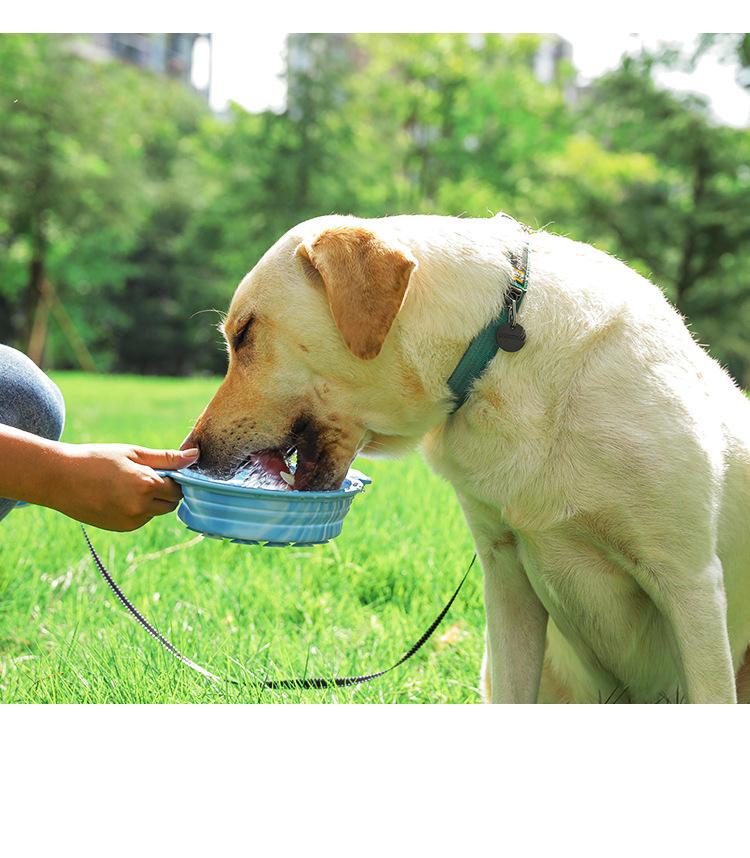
[1, 33, 749, 381]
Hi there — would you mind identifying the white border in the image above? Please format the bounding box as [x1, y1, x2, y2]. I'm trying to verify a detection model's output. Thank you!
[1, 704, 747, 853]
[1, 1, 749, 34]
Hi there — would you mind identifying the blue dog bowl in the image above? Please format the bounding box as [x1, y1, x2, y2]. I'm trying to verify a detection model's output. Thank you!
[160, 467, 371, 546]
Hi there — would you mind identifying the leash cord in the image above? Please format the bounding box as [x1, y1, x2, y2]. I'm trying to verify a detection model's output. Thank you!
[82, 526, 476, 692]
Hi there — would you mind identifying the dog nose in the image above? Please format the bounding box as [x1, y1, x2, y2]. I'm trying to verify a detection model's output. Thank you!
[180, 433, 199, 452]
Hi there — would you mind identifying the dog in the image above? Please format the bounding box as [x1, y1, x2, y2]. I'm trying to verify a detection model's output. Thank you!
[183, 213, 750, 703]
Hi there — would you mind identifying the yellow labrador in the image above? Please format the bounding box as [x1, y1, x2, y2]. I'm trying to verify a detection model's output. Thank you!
[184, 214, 750, 703]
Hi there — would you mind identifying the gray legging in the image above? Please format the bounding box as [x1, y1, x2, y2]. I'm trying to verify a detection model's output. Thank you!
[0, 345, 66, 521]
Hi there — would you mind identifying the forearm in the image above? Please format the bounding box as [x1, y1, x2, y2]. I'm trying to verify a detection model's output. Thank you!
[0, 425, 71, 508]
[0, 428, 196, 531]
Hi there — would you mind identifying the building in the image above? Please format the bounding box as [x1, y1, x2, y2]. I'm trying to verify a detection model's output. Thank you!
[70, 34, 212, 100]
[532, 34, 576, 103]
[532, 35, 573, 85]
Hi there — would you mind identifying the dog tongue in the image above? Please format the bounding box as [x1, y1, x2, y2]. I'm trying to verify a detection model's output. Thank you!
[240, 450, 291, 490]
[250, 450, 287, 478]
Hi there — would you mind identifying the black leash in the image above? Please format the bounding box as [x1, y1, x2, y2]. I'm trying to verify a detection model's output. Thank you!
[82, 526, 476, 691]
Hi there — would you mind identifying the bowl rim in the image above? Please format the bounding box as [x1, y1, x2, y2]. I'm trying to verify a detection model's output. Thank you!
[160, 467, 369, 502]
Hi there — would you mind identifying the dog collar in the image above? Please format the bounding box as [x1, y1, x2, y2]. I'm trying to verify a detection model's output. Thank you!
[446, 236, 530, 413]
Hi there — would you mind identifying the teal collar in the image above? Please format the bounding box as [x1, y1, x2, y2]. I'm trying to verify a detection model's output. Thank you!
[446, 238, 530, 413]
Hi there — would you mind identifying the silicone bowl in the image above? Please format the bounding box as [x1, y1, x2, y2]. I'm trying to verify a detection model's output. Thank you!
[160, 467, 371, 547]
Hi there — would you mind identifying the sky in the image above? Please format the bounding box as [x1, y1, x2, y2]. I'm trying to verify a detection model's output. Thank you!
[206, 32, 750, 127]
[210, 30, 287, 113]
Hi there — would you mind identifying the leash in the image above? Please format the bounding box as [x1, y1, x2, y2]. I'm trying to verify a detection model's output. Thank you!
[82, 526, 476, 691]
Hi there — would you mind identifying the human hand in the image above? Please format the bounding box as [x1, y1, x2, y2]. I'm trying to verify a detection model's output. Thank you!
[47, 444, 199, 531]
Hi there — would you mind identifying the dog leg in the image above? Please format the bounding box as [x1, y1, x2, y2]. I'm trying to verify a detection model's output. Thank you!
[736, 646, 750, 703]
[480, 628, 492, 703]
[635, 556, 736, 704]
[460, 496, 548, 703]
[481, 537, 548, 703]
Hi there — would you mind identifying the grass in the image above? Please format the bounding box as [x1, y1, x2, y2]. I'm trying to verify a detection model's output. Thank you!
[0, 372, 483, 703]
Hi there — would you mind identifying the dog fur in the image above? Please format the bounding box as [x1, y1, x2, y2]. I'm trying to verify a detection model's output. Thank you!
[186, 214, 750, 703]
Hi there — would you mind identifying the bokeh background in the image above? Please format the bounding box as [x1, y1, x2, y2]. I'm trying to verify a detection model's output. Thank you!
[1, 33, 750, 380]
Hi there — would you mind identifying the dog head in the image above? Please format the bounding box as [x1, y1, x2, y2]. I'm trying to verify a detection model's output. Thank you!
[184, 216, 441, 490]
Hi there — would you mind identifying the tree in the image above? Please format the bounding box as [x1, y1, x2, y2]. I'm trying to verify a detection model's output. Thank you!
[0, 34, 211, 370]
[347, 33, 574, 216]
[560, 52, 750, 381]
[2, 33, 748, 382]
[170, 35, 370, 373]
[0, 35, 145, 362]
[106, 68, 210, 374]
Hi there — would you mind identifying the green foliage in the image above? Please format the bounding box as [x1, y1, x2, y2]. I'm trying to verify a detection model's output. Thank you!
[0, 37, 136, 347]
[559, 53, 750, 380]
[1, 33, 749, 380]
[346, 33, 574, 213]
[0, 34, 210, 369]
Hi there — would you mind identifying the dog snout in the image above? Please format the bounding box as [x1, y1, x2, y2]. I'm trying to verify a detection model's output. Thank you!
[184, 429, 237, 478]
[180, 433, 199, 453]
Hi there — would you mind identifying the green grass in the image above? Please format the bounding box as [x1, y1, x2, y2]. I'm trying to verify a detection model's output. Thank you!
[0, 372, 483, 703]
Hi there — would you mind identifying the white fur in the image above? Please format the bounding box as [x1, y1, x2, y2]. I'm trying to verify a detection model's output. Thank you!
[216, 214, 750, 703]
[393, 216, 750, 703]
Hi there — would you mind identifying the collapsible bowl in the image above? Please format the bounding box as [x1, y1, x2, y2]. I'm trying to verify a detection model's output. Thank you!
[159, 467, 371, 547]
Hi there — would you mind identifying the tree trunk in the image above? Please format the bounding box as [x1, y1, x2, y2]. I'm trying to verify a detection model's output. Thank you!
[27, 273, 53, 368]
[674, 153, 709, 310]
[24, 208, 50, 363]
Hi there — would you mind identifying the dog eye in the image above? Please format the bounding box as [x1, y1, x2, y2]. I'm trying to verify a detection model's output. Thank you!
[233, 316, 255, 351]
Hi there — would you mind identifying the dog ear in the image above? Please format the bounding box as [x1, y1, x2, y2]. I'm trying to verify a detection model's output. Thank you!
[296, 226, 417, 359]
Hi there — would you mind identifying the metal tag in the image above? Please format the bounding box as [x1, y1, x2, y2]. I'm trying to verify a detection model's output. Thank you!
[496, 322, 526, 352]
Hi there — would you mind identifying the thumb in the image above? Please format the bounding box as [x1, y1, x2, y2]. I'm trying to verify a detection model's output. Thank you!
[132, 446, 200, 470]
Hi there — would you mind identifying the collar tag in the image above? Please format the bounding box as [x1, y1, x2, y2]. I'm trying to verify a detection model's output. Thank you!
[446, 238, 530, 413]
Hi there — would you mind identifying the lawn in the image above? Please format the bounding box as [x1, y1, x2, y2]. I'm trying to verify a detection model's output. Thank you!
[0, 372, 483, 703]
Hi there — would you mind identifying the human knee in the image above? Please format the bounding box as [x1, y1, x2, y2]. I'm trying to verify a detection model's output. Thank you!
[0, 345, 66, 441]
